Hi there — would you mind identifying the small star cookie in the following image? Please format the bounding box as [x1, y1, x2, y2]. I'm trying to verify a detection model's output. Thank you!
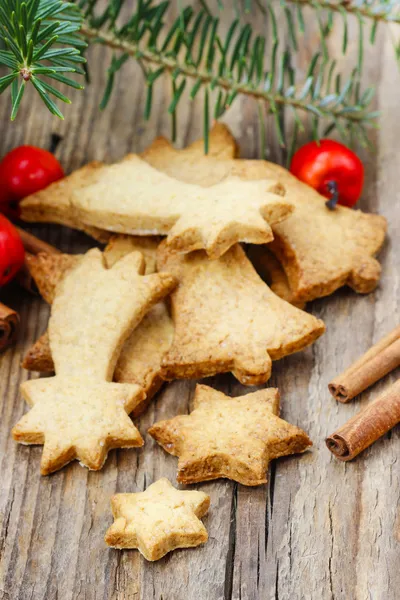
[149, 385, 312, 486]
[105, 478, 210, 561]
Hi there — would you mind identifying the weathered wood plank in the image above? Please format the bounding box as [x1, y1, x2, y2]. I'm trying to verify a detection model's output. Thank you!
[352, 34, 400, 598]
[0, 3, 399, 600]
[259, 26, 400, 600]
[0, 5, 237, 598]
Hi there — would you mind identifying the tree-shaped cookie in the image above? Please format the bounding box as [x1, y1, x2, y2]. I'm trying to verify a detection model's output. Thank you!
[149, 385, 312, 486]
[71, 155, 292, 259]
[105, 478, 210, 561]
[22, 237, 174, 414]
[143, 124, 387, 304]
[13, 248, 176, 474]
[158, 242, 325, 385]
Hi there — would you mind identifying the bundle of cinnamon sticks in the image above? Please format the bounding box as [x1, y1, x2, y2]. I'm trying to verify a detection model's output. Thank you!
[0, 228, 59, 353]
[326, 327, 400, 461]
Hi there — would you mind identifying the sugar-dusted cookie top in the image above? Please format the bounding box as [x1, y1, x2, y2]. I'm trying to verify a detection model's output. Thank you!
[105, 478, 210, 561]
[13, 248, 177, 474]
[71, 154, 292, 259]
[158, 242, 325, 385]
[149, 385, 312, 486]
[143, 124, 387, 303]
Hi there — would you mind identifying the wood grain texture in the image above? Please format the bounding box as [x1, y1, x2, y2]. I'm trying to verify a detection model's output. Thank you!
[0, 3, 399, 600]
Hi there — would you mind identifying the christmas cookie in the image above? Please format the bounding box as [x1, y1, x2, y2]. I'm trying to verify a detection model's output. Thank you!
[13, 248, 176, 474]
[143, 124, 387, 304]
[72, 154, 291, 259]
[158, 242, 325, 385]
[22, 237, 174, 412]
[149, 385, 312, 486]
[105, 478, 210, 561]
[19, 126, 236, 241]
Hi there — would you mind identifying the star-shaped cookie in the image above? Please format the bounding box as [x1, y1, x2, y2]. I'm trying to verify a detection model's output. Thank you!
[71, 154, 292, 259]
[13, 377, 145, 474]
[13, 248, 177, 474]
[143, 124, 387, 303]
[105, 478, 210, 561]
[148, 385, 312, 486]
[18, 126, 243, 242]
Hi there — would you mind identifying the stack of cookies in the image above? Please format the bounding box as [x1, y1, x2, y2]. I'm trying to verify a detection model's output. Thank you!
[13, 124, 386, 561]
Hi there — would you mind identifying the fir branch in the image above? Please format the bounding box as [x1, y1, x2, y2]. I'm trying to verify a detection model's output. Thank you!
[288, 0, 400, 24]
[80, 22, 373, 126]
[267, 0, 400, 70]
[0, 0, 86, 120]
[0, 0, 397, 153]
[78, 0, 378, 151]
[255, 0, 400, 24]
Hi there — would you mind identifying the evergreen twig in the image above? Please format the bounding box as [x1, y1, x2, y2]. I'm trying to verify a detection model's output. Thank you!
[0, 0, 398, 151]
[254, 0, 400, 71]
[0, 0, 86, 120]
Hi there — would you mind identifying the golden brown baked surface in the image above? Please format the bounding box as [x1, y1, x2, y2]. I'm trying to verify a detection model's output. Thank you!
[71, 153, 291, 259]
[149, 385, 312, 486]
[246, 244, 305, 309]
[158, 242, 325, 385]
[25, 252, 82, 304]
[13, 376, 145, 475]
[105, 478, 210, 561]
[22, 238, 174, 412]
[18, 124, 251, 244]
[21, 331, 54, 372]
[19, 161, 111, 242]
[143, 125, 387, 303]
[19, 124, 386, 301]
[13, 249, 177, 474]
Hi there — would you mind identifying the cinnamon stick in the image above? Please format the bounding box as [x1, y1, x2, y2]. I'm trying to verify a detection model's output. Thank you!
[329, 326, 400, 402]
[15, 228, 60, 293]
[326, 379, 400, 461]
[16, 227, 60, 256]
[15, 253, 38, 294]
[0, 302, 19, 352]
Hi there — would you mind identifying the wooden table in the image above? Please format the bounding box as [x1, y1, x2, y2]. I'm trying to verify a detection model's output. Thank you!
[0, 6, 399, 599]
